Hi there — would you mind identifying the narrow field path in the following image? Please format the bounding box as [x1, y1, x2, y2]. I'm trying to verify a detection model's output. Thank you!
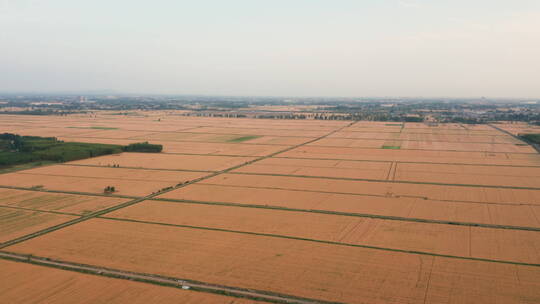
[0, 251, 341, 304]
[489, 123, 540, 154]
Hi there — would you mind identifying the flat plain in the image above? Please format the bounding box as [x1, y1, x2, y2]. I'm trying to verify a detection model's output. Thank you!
[0, 259, 267, 304]
[1, 113, 540, 303]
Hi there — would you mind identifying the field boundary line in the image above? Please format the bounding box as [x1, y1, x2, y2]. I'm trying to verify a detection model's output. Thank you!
[0, 251, 340, 304]
[193, 182, 540, 206]
[162, 152, 267, 158]
[0, 185, 139, 199]
[13, 171, 206, 183]
[133, 130, 326, 139]
[66, 124, 339, 133]
[304, 144, 538, 154]
[228, 172, 540, 190]
[59, 135, 310, 146]
[326, 136, 522, 145]
[272, 156, 540, 168]
[0, 122, 354, 249]
[149, 198, 540, 231]
[0, 205, 80, 217]
[489, 123, 540, 154]
[98, 216, 540, 267]
[60, 163, 217, 173]
[329, 130, 511, 136]
[0, 170, 217, 249]
[233, 163, 388, 172]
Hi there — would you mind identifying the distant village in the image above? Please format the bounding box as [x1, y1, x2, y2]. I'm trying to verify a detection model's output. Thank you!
[1, 94, 539, 125]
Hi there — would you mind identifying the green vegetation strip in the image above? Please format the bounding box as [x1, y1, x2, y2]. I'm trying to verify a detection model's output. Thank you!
[0, 134, 124, 166]
[381, 145, 401, 149]
[151, 198, 540, 232]
[520, 134, 540, 144]
[99, 216, 540, 267]
[229, 171, 540, 190]
[0, 133, 163, 170]
[227, 135, 261, 143]
[0, 251, 336, 304]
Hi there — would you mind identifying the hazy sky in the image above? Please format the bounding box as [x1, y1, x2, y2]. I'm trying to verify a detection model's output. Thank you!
[1, 0, 539, 97]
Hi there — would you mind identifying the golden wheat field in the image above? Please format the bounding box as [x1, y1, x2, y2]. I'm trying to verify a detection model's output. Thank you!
[0, 259, 268, 304]
[1, 113, 540, 303]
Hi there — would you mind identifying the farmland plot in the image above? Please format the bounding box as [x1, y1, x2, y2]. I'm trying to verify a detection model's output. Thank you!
[0, 207, 76, 243]
[109, 200, 540, 263]
[232, 158, 391, 180]
[6, 218, 540, 304]
[159, 183, 540, 228]
[0, 260, 267, 304]
[0, 188, 128, 214]
[69, 153, 255, 171]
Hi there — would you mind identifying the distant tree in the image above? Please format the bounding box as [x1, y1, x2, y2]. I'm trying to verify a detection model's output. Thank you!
[104, 186, 116, 193]
[122, 142, 163, 153]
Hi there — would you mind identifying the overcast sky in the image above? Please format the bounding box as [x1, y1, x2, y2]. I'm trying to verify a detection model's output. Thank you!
[1, 0, 539, 97]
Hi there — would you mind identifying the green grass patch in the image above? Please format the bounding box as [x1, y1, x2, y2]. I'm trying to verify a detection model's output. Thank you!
[519, 133, 540, 144]
[381, 145, 401, 149]
[385, 123, 403, 126]
[227, 135, 261, 143]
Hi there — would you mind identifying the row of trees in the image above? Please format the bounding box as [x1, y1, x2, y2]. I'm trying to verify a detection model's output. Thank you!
[520, 134, 540, 144]
[1, 134, 162, 167]
[122, 142, 163, 153]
